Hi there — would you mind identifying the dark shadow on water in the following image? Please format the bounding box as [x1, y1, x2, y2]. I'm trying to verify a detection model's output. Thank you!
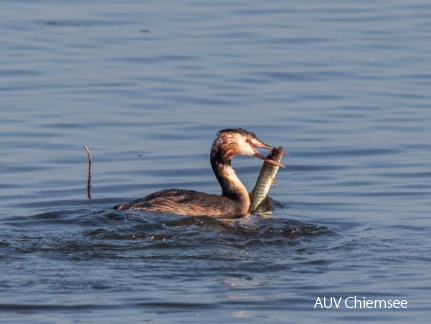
[82, 206, 333, 246]
[0, 205, 348, 264]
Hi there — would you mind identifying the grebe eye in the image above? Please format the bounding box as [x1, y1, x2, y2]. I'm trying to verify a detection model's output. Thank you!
[245, 138, 251, 143]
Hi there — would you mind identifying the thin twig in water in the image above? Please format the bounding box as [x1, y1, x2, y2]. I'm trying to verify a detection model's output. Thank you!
[84, 145, 92, 199]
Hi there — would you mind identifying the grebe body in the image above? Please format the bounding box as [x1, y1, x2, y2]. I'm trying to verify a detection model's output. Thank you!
[114, 128, 284, 217]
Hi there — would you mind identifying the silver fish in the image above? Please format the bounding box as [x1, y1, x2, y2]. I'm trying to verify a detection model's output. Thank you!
[249, 146, 284, 212]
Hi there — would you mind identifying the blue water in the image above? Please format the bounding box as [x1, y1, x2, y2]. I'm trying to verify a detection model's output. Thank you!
[1, 0, 430, 322]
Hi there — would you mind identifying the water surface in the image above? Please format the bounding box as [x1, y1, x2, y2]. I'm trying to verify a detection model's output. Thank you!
[1, 0, 430, 322]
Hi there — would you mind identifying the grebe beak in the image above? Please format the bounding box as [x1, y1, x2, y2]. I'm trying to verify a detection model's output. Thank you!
[251, 142, 286, 168]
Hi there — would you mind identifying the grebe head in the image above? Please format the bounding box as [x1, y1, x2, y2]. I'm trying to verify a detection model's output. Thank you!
[212, 128, 285, 167]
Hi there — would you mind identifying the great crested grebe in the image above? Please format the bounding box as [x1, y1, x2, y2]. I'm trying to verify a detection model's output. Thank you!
[114, 128, 285, 217]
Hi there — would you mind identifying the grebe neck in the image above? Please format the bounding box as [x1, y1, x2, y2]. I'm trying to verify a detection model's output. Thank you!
[210, 139, 250, 212]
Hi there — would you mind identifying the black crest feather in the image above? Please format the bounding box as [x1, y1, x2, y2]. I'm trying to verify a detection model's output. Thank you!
[217, 128, 257, 139]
